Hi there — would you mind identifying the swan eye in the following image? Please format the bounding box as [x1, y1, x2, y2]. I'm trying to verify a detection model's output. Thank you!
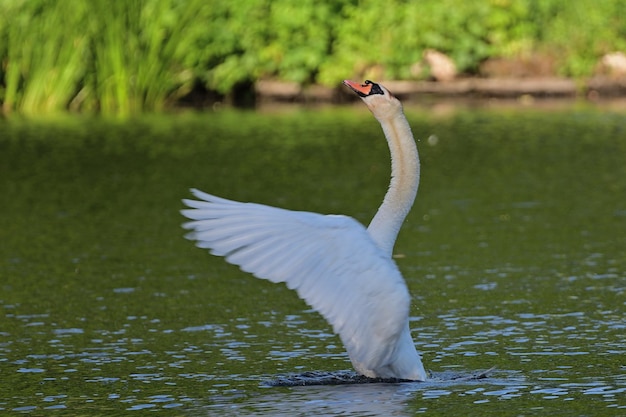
[369, 83, 384, 96]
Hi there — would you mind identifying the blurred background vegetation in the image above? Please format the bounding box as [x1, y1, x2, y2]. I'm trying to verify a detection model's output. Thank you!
[1, 0, 625, 115]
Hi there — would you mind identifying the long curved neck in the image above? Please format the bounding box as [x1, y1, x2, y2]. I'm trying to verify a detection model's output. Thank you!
[367, 110, 420, 257]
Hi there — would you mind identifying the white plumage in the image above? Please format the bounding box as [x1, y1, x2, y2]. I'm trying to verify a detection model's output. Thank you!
[182, 80, 427, 381]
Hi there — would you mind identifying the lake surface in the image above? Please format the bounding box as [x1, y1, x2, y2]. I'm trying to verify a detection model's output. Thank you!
[1, 105, 625, 415]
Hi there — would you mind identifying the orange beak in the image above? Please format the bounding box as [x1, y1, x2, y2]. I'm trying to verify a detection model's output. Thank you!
[343, 80, 373, 97]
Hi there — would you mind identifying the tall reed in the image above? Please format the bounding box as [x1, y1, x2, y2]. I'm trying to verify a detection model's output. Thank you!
[90, 0, 208, 116]
[0, 0, 208, 116]
[1, 1, 90, 114]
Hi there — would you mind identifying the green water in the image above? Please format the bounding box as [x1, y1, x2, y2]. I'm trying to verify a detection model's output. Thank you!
[1, 107, 625, 415]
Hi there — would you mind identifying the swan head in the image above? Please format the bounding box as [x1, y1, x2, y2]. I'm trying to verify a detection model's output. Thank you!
[343, 80, 402, 119]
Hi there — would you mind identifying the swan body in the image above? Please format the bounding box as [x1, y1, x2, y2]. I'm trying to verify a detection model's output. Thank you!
[181, 80, 426, 381]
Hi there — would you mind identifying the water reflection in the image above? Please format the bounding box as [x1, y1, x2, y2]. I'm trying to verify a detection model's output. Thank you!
[201, 370, 625, 416]
[207, 383, 423, 416]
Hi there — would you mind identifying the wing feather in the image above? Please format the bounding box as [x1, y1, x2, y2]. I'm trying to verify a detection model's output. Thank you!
[181, 189, 411, 372]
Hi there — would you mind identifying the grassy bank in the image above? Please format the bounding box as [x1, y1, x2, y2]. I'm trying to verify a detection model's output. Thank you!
[1, 0, 625, 115]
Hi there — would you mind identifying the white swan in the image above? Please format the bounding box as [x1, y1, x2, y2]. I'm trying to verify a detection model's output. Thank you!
[181, 80, 426, 381]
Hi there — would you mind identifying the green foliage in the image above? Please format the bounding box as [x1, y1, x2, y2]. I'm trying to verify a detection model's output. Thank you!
[0, 1, 91, 114]
[0, 0, 209, 116]
[0, 0, 625, 114]
[534, 0, 626, 76]
[201, 0, 343, 92]
[88, 0, 209, 115]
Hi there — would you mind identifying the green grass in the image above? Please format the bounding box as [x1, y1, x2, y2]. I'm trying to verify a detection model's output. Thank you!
[0, 0, 207, 116]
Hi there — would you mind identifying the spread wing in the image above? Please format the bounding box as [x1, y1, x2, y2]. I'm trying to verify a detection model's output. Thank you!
[181, 188, 411, 370]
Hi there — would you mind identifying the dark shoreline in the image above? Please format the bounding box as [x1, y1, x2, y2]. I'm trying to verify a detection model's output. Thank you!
[253, 77, 626, 104]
